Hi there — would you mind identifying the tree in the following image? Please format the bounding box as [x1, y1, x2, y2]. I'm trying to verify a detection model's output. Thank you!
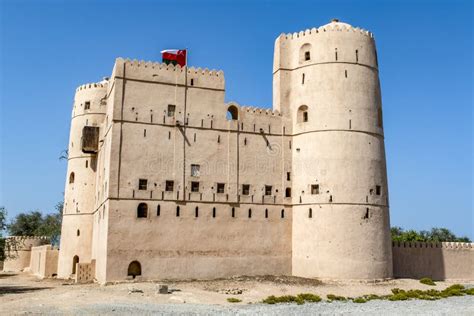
[7, 202, 63, 246]
[0, 206, 7, 261]
[391, 226, 471, 243]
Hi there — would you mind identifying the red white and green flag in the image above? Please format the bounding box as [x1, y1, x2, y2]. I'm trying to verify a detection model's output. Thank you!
[161, 49, 187, 67]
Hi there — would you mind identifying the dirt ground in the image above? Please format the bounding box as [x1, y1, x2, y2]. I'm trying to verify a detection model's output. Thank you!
[0, 272, 472, 315]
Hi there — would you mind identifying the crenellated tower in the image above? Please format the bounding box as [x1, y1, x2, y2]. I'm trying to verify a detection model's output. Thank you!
[57, 81, 108, 278]
[274, 19, 393, 280]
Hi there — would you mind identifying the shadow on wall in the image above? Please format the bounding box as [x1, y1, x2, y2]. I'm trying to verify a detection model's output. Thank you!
[392, 242, 474, 280]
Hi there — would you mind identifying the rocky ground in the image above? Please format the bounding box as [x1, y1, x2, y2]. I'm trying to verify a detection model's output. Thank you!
[0, 272, 473, 315]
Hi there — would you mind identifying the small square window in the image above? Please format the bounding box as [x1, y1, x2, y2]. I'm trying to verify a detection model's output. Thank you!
[167, 104, 176, 117]
[84, 101, 91, 110]
[242, 184, 250, 195]
[376, 185, 381, 196]
[265, 185, 272, 196]
[191, 181, 200, 192]
[217, 183, 225, 194]
[165, 180, 174, 192]
[191, 164, 200, 177]
[138, 179, 147, 190]
[311, 184, 319, 195]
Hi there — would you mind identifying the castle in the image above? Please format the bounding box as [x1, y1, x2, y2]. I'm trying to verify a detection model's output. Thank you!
[57, 19, 393, 283]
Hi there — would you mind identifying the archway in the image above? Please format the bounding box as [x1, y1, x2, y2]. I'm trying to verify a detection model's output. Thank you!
[226, 105, 239, 120]
[127, 261, 142, 278]
[137, 203, 148, 218]
[72, 255, 79, 274]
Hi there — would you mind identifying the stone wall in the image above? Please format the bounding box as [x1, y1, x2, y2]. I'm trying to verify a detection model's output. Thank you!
[29, 245, 59, 278]
[2, 236, 49, 272]
[392, 241, 474, 281]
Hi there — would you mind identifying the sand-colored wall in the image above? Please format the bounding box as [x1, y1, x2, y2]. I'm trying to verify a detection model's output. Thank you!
[274, 21, 392, 280]
[392, 242, 474, 281]
[29, 245, 59, 278]
[2, 237, 49, 272]
[103, 200, 291, 283]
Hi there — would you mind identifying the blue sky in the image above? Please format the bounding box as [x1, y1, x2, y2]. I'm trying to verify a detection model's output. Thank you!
[0, 0, 472, 238]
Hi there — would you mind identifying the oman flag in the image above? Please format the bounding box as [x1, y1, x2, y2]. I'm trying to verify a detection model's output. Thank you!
[161, 49, 187, 67]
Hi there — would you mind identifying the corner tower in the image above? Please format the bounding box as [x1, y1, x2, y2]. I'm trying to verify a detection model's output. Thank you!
[274, 20, 392, 279]
[57, 81, 107, 278]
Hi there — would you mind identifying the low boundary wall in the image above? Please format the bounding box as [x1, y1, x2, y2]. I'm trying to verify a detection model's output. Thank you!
[392, 241, 473, 280]
[29, 245, 59, 278]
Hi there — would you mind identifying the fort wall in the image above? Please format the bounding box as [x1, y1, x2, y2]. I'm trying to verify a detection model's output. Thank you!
[2, 236, 49, 272]
[392, 242, 474, 281]
[29, 245, 59, 278]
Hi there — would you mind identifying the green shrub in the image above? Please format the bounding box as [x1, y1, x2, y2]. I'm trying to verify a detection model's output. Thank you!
[353, 297, 367, 303]
[262, 293, 322, 305]
[389, 292, 409, 301]
[463, 288, 474, 295]
[227, 297, 242, 303]
[420, 278, 436, 286]
[297, 293, 322, 302]
[326, 294, 347, 301]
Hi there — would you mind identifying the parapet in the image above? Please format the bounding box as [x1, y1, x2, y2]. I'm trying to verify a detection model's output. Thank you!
[76, 80, 108, 92]
[392, 241, 474, 249]
[113, 58, 225, 90]
[227, 101, 282, 117]
[278, 20, 374, 42]
[5, 236, 50, 250]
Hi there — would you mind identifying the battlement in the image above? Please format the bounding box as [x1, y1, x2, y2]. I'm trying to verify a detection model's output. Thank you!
[227, 102, 282, 117]
[114, 58, 225, 90]
[278, 20, 374, 42]
[392, 241, 474, 249]
[76, 81, 107, 92]
[6, 235, 50, 241]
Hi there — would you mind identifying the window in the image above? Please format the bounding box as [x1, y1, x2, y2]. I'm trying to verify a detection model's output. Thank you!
[69, 172, 75, 184]
[377, 108, 383, 128]
[77, 229, 80, 236]
[302, 73, 305, 85]
[165, 180, 174, 192]
[138, 179, 147, 190]
[167, 104, 176, 117]
[311, 184, 320, 195]
[355, 49, 359, 62]
[227, 105, 239, 120]
[299, 43, 312, 63]
[281, 209, 285, 218]
[191, 181, 200, 192]
[231, 207, 235, 218]
[190, 78, 194, 86]
[213, 207, 216, 218]
[157, 205, 161, 216]
[195, 206, 199, 217]
[297, 105, 309, 123]
[265, 185, 272, 196]
[285, 188, 291, 198]
[265, 209, 268, 218]
[376, 185, 381, 196]
[85, 160, 88, 168]
[176, 206, 180, 217]
[137, 203, 148, 218]
[242, 184, 250, 195]
[127, 261, 141, 279]
[84, 101, 91, 110]
[217, 183, 225, 194]
[309, 208, 312, 218]
[248, 208, 252, 218]
[191, 164, 200, 177]
[287, 172, 291, 181]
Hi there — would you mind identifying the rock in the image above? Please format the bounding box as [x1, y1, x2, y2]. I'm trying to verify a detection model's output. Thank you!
[128, 287, 144, 294]
[156, 284, 169, 294]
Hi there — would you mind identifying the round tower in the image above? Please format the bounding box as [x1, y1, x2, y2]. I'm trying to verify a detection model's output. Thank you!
[57, 81, 107, 278]
[274, 20, 392, 280]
